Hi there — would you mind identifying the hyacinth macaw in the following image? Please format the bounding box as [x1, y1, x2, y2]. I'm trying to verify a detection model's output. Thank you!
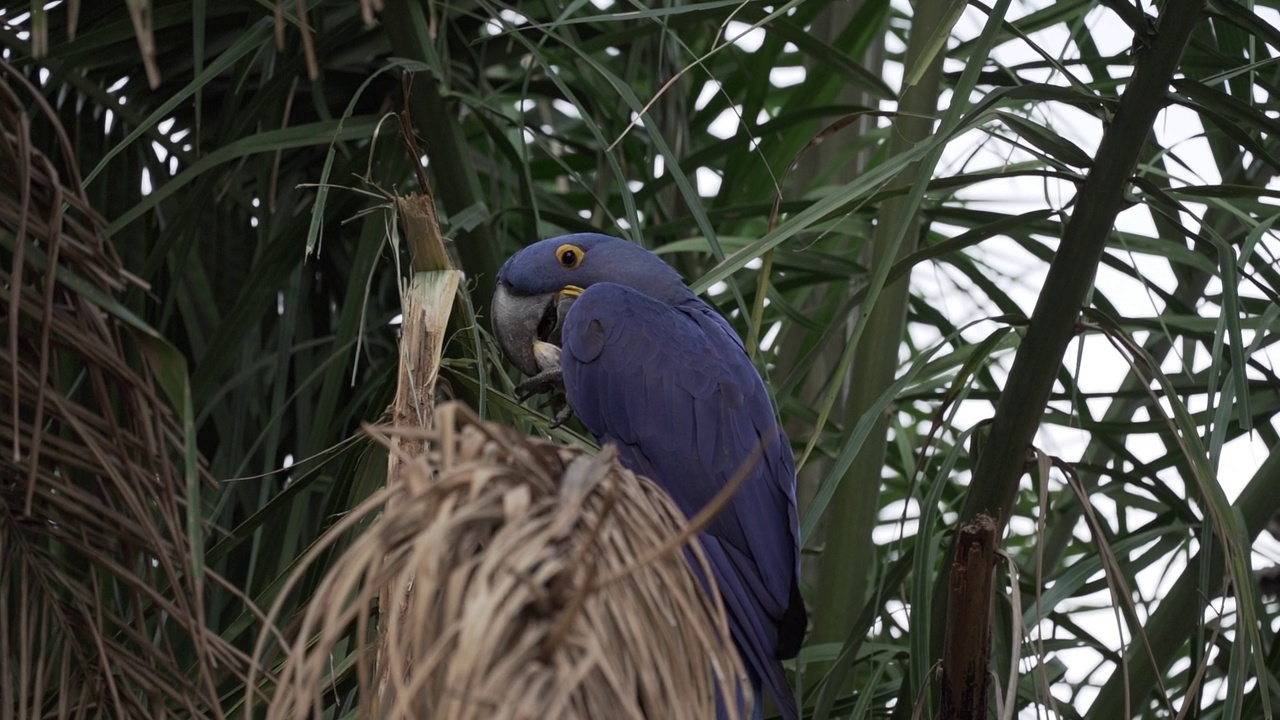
[491, 233, 806, 719]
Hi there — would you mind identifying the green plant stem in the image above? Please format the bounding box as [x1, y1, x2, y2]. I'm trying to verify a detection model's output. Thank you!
[810, 0, 948, 648]
[381, 0, 501, 310]
[929, 0, 1207, 666]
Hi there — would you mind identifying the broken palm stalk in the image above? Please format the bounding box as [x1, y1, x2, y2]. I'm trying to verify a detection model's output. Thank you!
[940, 514, 998, 720]
[377, 190, 463, 711]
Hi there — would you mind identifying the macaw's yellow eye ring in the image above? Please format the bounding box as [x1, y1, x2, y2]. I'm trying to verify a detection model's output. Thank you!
[556, 243, 585, 269]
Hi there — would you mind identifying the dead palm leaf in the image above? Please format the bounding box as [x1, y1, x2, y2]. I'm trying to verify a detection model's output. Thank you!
[255, 401, 749, 720]
[0, 62, 252, 719]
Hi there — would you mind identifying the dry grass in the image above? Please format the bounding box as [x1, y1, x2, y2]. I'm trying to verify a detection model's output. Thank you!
[256, 401, 749, 720]
[0, 62, 251, 718]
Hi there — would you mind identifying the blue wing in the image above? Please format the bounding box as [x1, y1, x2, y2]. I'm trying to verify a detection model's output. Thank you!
[560, 282, 805, 719]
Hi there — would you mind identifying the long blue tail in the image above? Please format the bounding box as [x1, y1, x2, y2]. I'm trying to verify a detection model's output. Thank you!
[696, 537, 798, 720]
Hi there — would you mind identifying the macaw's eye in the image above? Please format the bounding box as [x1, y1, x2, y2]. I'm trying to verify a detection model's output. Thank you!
[556, 243, 584, 269]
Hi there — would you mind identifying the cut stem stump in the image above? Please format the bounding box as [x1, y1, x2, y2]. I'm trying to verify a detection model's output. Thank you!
[940, 514, 998, 720]
[376, 191, 462, 715]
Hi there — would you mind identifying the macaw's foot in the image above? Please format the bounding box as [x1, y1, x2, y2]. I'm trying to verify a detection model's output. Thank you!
[515, 369, 573, 428]
[515, 368, 564, 401]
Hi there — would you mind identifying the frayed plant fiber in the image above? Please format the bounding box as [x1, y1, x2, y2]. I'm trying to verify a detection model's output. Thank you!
[257, 401, 749, 720]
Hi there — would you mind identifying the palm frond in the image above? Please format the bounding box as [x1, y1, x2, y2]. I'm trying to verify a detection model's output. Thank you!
[0, 63, 251, 719]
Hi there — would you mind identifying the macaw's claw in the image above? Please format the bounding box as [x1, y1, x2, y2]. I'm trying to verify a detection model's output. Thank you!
[548, 403, 575, 429]
[515, 368, 564, 401]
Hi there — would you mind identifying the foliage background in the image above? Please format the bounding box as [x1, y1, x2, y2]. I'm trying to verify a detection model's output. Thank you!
[2, 0, 1279, 717]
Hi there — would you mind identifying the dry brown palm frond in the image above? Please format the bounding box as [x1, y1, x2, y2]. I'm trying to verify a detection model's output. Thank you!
[0, 63, 254, 718]
[256, 401, 749, 720]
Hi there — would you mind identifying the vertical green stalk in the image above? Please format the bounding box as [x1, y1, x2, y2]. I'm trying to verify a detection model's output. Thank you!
[381, 0, 502, 309]
[809, 0, 950, 650]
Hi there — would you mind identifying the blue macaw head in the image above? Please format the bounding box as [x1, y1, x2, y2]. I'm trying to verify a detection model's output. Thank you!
[491, 233, 691, 375]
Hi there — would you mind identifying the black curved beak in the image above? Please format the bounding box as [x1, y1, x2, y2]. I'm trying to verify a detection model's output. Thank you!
[491, 281, 558, 377]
